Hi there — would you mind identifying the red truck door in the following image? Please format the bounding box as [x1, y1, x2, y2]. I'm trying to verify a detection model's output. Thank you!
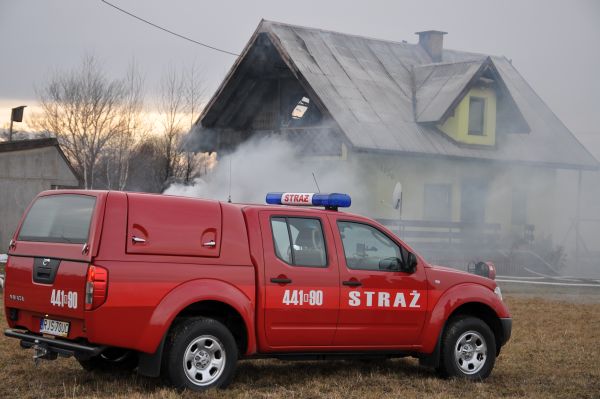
[329, 215, 428, 348]
[259, 211, 339, 348]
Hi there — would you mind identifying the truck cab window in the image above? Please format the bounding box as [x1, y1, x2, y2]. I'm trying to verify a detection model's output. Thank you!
[337, 221, 404, 271]
[271, 218, 292, 263]
[270, 217, 327, 267]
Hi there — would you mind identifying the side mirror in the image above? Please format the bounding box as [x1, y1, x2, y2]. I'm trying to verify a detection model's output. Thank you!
[401, 252, 418, 273]
[379, 257, 401, 271]
[468, 261, 496, 280]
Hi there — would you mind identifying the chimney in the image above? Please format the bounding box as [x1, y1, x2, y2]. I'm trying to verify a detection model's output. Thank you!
[416, 30, 447, 62]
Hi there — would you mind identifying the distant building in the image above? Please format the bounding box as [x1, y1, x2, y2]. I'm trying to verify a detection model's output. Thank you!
[0, 138, 80, 251]
[189, 20, 599, 270]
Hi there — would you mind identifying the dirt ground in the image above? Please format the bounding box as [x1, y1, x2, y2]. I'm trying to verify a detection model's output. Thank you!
[0, 288, 599, 399]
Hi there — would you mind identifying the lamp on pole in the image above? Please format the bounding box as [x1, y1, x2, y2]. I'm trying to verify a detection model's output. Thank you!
[9, 105, 27, 141]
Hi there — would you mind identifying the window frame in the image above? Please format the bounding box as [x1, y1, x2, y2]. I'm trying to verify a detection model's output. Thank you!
[269, 215, 329, 268]
[468, 96, 486, 136]
[336, 220, 409, 272]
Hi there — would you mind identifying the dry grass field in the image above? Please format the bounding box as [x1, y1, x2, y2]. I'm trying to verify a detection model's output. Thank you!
[1, 287, 599, 399]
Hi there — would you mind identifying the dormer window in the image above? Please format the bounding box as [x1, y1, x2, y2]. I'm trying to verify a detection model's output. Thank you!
[468, 97, 485, 136]
[436, 89, 496, 146]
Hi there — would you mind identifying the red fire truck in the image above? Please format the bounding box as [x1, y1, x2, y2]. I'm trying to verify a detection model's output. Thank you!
[4, 190, 511, 391]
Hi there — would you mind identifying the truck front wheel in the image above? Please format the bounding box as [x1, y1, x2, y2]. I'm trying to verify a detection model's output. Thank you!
[163, 317, 238, 391]
[438, 316, 496, 380]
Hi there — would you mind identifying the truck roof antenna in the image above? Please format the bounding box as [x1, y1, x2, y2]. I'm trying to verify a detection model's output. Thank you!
[312, 172, 321, 193]
[227, 158, 232, 203]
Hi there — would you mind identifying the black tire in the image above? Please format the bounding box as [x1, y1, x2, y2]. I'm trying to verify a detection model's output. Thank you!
[162, 317, 238, 391]
[437, 316, 496, 380]
[77, 348, 138, 373]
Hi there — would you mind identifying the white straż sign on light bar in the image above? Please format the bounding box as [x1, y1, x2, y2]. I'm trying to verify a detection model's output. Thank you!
[281, 193, 315, 206]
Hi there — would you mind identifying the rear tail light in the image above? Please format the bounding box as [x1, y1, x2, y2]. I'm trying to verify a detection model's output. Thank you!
[85, 265, 108, 310]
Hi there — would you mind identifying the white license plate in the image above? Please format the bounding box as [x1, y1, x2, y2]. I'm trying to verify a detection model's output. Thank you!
[39, 318, 70, 337]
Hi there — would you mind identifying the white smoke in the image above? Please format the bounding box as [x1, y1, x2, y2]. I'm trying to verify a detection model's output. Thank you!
[164, 135, 600, 279]
[164, 136, 370, 213]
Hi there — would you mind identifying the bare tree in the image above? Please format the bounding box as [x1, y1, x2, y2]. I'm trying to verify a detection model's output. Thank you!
[36, 55, 126, 188]
[126, 64, 211, 191]
[184, 62, 206, 131]
[156, 67, 187, 191]
[181, 63, 210, 185]
[105, 61, 146, 190]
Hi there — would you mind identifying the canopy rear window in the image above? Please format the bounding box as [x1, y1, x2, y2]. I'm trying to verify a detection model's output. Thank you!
[18, 195, 96, 244]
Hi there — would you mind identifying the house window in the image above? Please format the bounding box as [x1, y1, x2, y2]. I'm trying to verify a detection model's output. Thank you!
[511, 189, 527, 225]
[460, 181, 487, 223]
[468, 97, 485, 135]
[281, 93, 321, 128]
[423, 184, 452, 221]
[291, 97, 310, 120]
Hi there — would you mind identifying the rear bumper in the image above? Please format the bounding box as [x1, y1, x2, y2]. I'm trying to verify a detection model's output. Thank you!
[4, 329, 105, 358]
[499, 318, 512, 346]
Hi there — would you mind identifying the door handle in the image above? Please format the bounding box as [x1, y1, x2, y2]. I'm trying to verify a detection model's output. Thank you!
[131, 236, 146, 244]
[203, 240, 216, 247]
[270, 277, 292, 284]
[342, 280, 362, 287]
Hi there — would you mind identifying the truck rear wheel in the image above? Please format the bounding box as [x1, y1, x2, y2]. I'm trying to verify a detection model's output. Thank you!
[438, 316, 496, 380]
[163, 317, 238, 391]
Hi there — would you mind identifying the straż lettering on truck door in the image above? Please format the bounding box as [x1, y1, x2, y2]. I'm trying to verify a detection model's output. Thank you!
[348, 290, 421, 308]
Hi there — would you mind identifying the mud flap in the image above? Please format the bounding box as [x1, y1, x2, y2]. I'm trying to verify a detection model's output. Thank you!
[418, 332, 442, 369]
[137, 333, 167, 378]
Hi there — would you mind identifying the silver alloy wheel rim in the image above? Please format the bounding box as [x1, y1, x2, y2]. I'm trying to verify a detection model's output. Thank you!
[454, 330, 487, 375]
[183, 335, 226, 386]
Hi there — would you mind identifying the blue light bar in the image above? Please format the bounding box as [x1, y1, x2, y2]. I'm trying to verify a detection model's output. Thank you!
[266, 192, 351, 209]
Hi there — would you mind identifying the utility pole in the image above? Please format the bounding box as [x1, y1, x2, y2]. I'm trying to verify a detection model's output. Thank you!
[9, 105, 27, 141]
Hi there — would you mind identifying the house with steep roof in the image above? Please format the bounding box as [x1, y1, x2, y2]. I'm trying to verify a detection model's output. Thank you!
[189, 20, 598, 267]
[0, 138, 81, 252]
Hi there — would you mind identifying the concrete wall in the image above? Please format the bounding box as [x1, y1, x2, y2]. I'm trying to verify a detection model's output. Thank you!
[0, 147, 79, 252]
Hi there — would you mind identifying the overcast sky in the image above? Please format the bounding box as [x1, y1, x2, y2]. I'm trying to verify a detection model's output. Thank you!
[1, 0, 599, 157]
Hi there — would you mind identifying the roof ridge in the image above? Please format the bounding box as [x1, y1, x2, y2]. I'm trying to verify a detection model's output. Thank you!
[260, 19, 492, 59]
[0, 137, 58, 152]
[416, 58, 488, 68]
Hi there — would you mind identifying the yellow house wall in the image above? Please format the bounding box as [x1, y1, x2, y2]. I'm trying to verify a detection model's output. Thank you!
[348, 152, 557, 239]
[438, 86, 497, 146]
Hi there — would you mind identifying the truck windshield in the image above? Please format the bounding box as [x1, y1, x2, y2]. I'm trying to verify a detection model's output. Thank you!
[18, 194, 96, 244]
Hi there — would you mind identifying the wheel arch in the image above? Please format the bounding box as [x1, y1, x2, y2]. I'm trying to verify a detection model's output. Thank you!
[419, 283, 508, 368]
[172, 299, 249, 355]
[420, 300, 504, 370]
[137, 279, 256, 378]
[446, 302, 504, 355]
